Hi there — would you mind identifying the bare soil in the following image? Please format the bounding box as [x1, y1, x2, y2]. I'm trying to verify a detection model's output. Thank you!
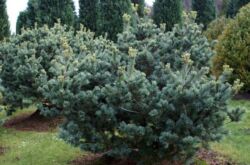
[3, 111, 63, 132]
[234, 93, 250, 100]
[197, 149, 237, 165]
[0, 147, 8, 156]
[71, 153, 138, 165]
[71, 149, 236, 165]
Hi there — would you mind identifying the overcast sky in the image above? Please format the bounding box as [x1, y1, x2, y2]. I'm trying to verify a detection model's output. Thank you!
[6, 0, 155, 33]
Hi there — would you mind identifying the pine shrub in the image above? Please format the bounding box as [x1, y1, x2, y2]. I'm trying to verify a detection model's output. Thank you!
[118, 12, 214, 79]
[214, 4, 250, 91]
[0, 23, 84, 115]
[0, 9, 244, 163]
[38, 13, 244, 164]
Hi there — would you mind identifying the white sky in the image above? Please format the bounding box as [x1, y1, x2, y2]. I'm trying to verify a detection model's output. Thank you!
[6, 0, 155, 33]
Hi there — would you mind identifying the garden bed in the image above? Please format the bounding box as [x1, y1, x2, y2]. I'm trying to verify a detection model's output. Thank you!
[3, 111, 63, 132]
[71, 149, 235, 165]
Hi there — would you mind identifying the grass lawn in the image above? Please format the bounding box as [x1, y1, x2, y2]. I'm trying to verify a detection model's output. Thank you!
[0, 107, 83, 165]
[0, 100, 249, 165]
[211, 100, 250, 165]
[0, 128, 82, 165]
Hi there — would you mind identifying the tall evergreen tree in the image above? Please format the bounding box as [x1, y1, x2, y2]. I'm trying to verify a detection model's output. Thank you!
[97, 0, 132, 41]
[226, 0, 250, 17]
[79, 0, 98, 31]
[37, 0, 76, 27]
[131, 0, 145, 17]
[0, 0, 10, 40]
[16, 0, 76, 34]
[16, 0, 38, 34]
[192, 0, 216, 28]
[226, 0, 238, 17]
[237, 0, 250, 8]
[153, 0, 182, 31]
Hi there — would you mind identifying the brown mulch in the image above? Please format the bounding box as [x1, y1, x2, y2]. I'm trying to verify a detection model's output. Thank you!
[71, 153, 190, 165]
[3, 111, 64, 132]
[71, 149, 236, 165]
[71, 154, 182, 165]
[71, 153, 137, 165]
[233, 93, 250, 100]
[0, 147, 8, 156]
[197, 149, 236, 165]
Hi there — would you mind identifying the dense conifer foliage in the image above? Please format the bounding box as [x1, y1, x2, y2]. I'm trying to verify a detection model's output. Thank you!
[16, 0, 76, 34]
[35, 13, 243, 164]
[97, 0, 132, 41]
[214, 4, 250, 91]
[0, 2, 244, 162]
[0, 0, 248, 164]
[118, 12, 213, 75]
[79, 0, 98, 32]
[153, 0, 182, 31]
[0, 0, 10, 40]
[0, 23, 78, 115]
[204, 16, 231, 41]
[192, 0, 216, 28]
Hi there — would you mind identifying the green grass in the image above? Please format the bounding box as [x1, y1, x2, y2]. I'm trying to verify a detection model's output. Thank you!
[0, 128, 82, 165]
[211, 100, 250, 165]
[0, 107, 83, 165]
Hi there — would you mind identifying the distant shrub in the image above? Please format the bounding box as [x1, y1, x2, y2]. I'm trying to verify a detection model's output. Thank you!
[39, 13, 244, 164]
[204, 16, 231, 41]
[214, 3, 250, 91]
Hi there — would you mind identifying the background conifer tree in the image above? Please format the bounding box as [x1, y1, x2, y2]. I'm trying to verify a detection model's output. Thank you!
[214, 3, 250, 91]
[79, 0, 98, 31]
[37, 0, 76, 27]
[237, 0, 250, 9]
[131, 0, 145, 17]
[16, 0, 38, 34]
[192, 0, 216, 28]
[97, 0, 132, 41]
[16, 0, 76, 33]
[0, 0, 10, 40]
[226, 0, 238, 17]
[153, 0, 182, 31]
[226, 0, 250, 17]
